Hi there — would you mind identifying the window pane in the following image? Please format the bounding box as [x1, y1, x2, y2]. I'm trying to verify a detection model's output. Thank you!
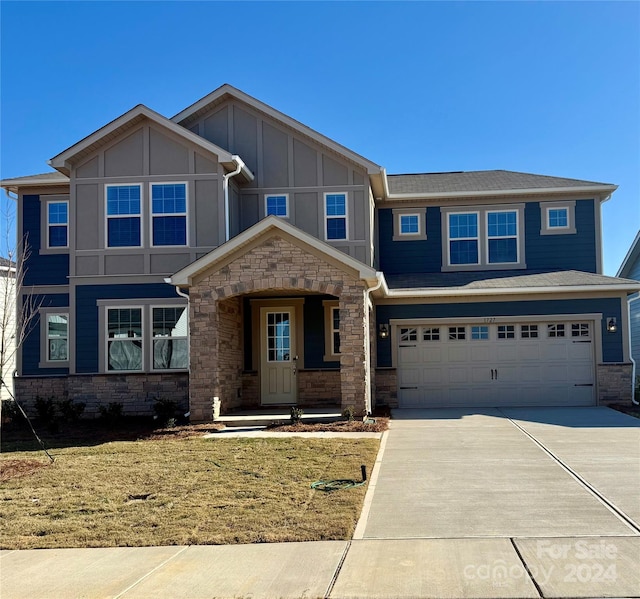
[471, 325, 489, 340]
[152, 184, 186, 214]
[108, 217, 141, 247]
[108, 308, 142, 338]
[266, 195, 287, 217]
[450, 239, 478, 264]
[49, 225, 68, 247]
[153, 216, 187, 246]
[153, 307, 187, 337]
[49, 339, 68, 361]
[549, 208, 568, 228]
[48, 202, 68, 224]
[327, 218, 346, 240]
[488, 238, 517, 263]
[108, 340, 142, 371]
[47, 314, 68, 337]
[326, 194, 346, 216]
[107, 186, 141, 215]
[400, 215, 419, 234]
[154, 338, 188, 369]
[487, 211, 516, 237]
[449, 213, 477, 239]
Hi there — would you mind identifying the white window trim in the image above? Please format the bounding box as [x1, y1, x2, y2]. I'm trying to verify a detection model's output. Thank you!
[150, 304, 189, 371]
[105, 183, 143, 249]
[324, 192, 349, 241]
[322, 300, 340, 361]
[105, 306, 145, 373]
[485, 209, 519, 266]
[150, 182, 189, 248]
[540, 201, 577, 235]
[441, 204, 526, 271]
[39, 308, 69, 368]
[39, 195, 70, 255]
[264, 194, 290, 219]
[46, 200, 69, 250]
[98, 299, 188, 374]
[392, 207, 427, 241]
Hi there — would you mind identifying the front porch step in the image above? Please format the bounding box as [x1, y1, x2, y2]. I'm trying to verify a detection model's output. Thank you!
[216, 408, 342, 428]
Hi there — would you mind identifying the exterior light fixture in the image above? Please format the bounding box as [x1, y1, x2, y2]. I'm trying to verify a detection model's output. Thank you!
[606, 317, 617, 333]
[378, 324, 390, 339]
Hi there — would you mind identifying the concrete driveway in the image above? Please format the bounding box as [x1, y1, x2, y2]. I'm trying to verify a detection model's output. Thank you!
[332, 406, 640, 598]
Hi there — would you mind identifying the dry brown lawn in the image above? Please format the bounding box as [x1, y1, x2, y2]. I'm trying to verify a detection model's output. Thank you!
[0, 436, 379, 549]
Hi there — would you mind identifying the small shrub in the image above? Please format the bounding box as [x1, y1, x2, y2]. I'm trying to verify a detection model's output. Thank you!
[290, 406, 304, 424]
[57, 398, 86, 423]
[342, 406, 356, 422]
[34, 396, 59, 433]
[99, 402, 123, 427]
[1, 399, 20, 424]
[153, 397, 179, 428]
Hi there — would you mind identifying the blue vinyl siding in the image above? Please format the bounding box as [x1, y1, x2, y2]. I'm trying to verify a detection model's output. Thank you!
[630, 294, 640, 366]
[525, 200, 597, 272]
[22, 195, 69, 286]
[376, 297, 624, 367]
[75, 284, 181, 373]
[21, 294, 70, 376]
[378, 207, 442, 274]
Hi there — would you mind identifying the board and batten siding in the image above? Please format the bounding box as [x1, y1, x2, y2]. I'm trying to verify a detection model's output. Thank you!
[69, 121, 222, 279]
[626, 255, 640, 366]
[375, 297, 625, 367]
[188, 100, 374, 266]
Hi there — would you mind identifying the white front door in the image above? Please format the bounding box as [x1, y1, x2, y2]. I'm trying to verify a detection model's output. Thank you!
[260, 307, 297, 405]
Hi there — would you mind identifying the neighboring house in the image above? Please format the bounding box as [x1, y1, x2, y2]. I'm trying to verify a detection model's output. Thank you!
[1, 84, 638, 421]
[617, 231, 640, 372]
[0, 257, 17, 402]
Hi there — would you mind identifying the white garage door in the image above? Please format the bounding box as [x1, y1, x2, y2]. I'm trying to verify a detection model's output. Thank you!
[397, 320, 595, 408]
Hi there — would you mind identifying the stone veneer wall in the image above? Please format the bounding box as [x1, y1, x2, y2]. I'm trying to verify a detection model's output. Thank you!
[13, 373, 188, 418]
[596, 363, 633, 405]
[188, 234, 370, 422]
[375, 369, 398, 407]
[298, 370, 341, 405]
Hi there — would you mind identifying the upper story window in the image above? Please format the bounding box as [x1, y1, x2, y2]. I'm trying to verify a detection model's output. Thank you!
[106, 185, 141, 248]
[265, 195, 289, 218]
[442, 204, 525, 271]
[47, 202, 68, 248]
[393, 207, 427, 241]
[151, 183, 187, 246]
[325, 193, 347, 240]
[540, 201, 577, 235]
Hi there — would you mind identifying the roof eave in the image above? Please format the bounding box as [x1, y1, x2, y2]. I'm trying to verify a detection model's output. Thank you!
[383, 184, 618, 202]
[385, 282, 640, 298]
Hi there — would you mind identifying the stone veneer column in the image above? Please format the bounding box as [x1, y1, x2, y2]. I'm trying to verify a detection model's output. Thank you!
[339, 284, 369, 416]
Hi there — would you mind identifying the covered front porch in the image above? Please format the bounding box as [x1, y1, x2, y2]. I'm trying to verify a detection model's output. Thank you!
[169, 216, 382, 422]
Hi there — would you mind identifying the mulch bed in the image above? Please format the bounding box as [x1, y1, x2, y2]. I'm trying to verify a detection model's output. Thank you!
[0, 459, 50, 482]
[266, 418, 388, 433]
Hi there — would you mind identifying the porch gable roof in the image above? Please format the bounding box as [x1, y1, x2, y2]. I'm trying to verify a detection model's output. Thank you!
[169, 215, 380, 287]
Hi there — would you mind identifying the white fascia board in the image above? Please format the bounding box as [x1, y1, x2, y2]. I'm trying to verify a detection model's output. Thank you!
[385, 283, 640, 298]
[0, 177, 70, 193]
[48, 104, 251, 178]
[383, 185, 618, 202]
[171, 215, 379, 286]
[171, 85, 382, 176]
[616, 230, 640, 277]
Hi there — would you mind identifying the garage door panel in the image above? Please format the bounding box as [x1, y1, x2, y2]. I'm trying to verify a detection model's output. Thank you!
[397, 319, 596, 408]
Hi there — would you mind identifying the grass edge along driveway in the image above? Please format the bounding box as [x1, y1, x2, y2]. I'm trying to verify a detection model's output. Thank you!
[0, 436, 380, 549]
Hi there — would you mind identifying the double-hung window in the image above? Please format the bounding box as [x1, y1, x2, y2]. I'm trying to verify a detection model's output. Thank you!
[152, 307, 188, 370]
[151, 183, 187, 246]
[47, 202, 68, 248]
[106, 185, 141, 247]
[325, 193, 347, 240]
[265, 195, 288, 218]
[107, 308, 143, 371]
[323, 301, 341, 360]
[46, 313, 68, 362]
[442, 204, 524, 270]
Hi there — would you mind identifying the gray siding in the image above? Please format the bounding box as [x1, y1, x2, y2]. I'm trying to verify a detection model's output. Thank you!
[70, 120, 223, 279]
[189, 98, 374, 266]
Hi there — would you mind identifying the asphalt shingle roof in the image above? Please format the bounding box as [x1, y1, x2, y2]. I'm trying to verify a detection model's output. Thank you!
[385, 270, 639, 291]
[387, 170, 614, 195]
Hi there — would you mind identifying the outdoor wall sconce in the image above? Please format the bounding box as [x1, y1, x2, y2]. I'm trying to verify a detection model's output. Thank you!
[379, 324, 390, 339]
[606, 317, 617, 333]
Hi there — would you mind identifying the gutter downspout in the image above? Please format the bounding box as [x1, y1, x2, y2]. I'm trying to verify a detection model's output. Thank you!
[628, 293, 639, 405]
[362, 272, 385, 415]
[222, 155, 245, 243]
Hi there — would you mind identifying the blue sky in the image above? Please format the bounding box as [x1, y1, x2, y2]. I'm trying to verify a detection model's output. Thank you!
[1, 1, 638, 274]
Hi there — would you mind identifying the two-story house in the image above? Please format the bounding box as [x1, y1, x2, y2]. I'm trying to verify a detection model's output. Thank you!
[2, 85, 638, 421]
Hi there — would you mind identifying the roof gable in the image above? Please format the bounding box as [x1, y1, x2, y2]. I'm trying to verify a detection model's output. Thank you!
[171, 84, 382, 177]
[617, 231, 640, 279]
[170, 215, 379, 287]
[48, 104, 253, 181]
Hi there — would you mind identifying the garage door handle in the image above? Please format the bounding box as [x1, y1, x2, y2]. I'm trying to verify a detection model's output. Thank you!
[495, 369, 498, 380]
[491, 369, 498, 380]
[574, 383, 593, 387]
[400, 386, 418, 390]
[572, 340, 591, 343]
